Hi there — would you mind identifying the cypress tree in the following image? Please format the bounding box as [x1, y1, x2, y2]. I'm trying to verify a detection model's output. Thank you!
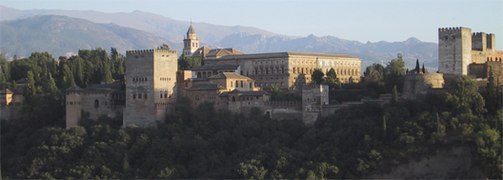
[415, 59, 420, 73]
[422, 63, 426, 73]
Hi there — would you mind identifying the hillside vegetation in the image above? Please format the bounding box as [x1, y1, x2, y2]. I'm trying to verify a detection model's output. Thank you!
[1, 50, 501, 179]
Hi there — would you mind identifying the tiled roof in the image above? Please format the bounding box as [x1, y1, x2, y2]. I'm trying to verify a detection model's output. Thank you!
[207, 51, 357, 60]
[191, 46, 211, 57]
[191, 64, 239, 71]
[188, 83, 221, 91]
[208, 72, 252, 80]
[219, 90, 269, 97]
[187, 24, 196, 34]
[207, 48, 243, 57]
[67, 83, 123, 92]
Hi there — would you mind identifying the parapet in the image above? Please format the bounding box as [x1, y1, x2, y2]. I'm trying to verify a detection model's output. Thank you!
[126, 49, 177, 56]
[438, 27, 471, 34]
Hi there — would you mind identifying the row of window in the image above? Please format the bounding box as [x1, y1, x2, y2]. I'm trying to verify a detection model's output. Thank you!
[257, 76, 285, 80]
[252, 66, 286, 75]
[67, 100, 108, 108]
[229, 80, 254, 89]
[132, 93, 148, 99]
[155, 103, 169, 110]
[252, 60, 286, 65]
[132, 77, 148, 82]
[292, 67, 360, 76]
[256, 82, 285, 88]
[160, 91, 171, 99]
[160, 77, 172, 81]
[319, 61, 359, 67]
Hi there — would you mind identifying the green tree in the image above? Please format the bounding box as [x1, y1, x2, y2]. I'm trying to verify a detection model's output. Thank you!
[414, 59, 420, 73]
[43, 74, 58, 93]
[311, 68, 325, 85]
[485, 70, 499, 114]
[325, 68, 340, 89]
[446, 76, 486, 115]
[26, 70, 37, 97]
[384, 54, 406, 92]
[238, 159, 268, 179]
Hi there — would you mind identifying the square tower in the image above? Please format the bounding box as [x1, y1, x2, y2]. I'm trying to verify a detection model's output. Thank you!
[438, 27, 472, 75]
[124, 49, 178, 127]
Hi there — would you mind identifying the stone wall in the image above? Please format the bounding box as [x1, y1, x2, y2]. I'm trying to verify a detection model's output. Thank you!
[402, 73, 444, 100]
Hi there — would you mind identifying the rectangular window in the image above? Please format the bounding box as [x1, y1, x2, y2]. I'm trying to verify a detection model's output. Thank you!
[133, 94, 136, 99]
[138, 94, 142, 99]
[144, 93, 147, 99]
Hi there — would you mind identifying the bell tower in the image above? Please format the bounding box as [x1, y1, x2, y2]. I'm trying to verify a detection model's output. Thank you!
[183, 22, 200, 57]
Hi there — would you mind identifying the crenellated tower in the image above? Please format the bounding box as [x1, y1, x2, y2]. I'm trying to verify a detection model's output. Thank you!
[182, 22, 200, 57]
[123, 48, 178, 127]
[438, 27, 472, 75]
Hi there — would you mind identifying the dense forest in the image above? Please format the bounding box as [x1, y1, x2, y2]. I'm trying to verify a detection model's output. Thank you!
[0, 51, 501, 179]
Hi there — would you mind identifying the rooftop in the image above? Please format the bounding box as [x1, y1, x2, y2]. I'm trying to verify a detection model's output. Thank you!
[207, 51, 357, 60]
[208, 72, 253, 80]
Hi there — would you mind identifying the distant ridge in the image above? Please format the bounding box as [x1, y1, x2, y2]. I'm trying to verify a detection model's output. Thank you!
[0, 6, 438, 68]
[0, 15, 175, 58]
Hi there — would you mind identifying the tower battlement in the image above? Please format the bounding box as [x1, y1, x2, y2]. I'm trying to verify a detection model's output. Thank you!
[126, 49, 154, 56]
[438, 27, 468, 34]
[126, 49, 177, 56]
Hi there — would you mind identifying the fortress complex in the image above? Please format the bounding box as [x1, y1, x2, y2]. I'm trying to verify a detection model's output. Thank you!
[403, 26, 503, 100]
[65, 24, 363, 128]
[65, 83, 125, 128]
[438, 27, 503, 81]
[183, 25, 362, 89]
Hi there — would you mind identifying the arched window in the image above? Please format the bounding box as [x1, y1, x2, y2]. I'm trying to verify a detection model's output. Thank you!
[236, 80, 239, 88]
[94, 100, 99, 108]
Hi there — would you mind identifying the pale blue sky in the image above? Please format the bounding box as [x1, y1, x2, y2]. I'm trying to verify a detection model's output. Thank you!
[1, 0, 502, 47]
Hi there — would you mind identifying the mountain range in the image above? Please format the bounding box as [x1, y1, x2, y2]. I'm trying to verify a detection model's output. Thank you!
[0, 5, 438, 68]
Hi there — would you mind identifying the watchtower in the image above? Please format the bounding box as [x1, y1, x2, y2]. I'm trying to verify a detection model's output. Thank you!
[438, 27, 472, 75]
[123, 48, 178, 127]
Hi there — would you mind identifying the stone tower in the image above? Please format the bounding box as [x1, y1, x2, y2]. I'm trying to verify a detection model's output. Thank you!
[438, 27, 472, 75]
[182, 23, 200, 57]
[65, 86, 83, 129]
[123, 48, 178, 127]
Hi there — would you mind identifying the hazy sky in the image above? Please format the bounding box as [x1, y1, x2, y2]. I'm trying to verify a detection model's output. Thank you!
[1, 0, 502, 46]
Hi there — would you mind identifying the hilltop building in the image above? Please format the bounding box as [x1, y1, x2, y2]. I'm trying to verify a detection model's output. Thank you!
[438, 27, 503, 82]
[65, 24, 363, 128]
[403, 26, 503, 100]
[197, 52, 361, 89]
[123, 48, 178, 127]
[65, 83, 124, 128]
